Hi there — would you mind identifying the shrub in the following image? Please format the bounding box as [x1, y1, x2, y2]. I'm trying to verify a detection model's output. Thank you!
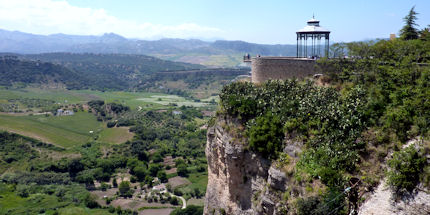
[177, 164, 188, 177]
[84, 193, 100, 208]
[100, 182, 109, 191]
[387, 145, 426, 193]
[119, 181, 131, 196]
[16, 184, 30, 197]
[296, 190, 345, 215]
[152, 153, 164, 163]
[173, 187, 183, 196]
[157, 171, 168, 183]
[169, 196, 179, 205]
[170, 205, 204, 215]
[133, 166, 147, 182]
[107, 121, 117, 128]
[248, 112, 284, 159]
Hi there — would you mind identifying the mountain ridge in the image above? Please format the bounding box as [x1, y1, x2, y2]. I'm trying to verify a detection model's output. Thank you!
[0, 29, 297, 67]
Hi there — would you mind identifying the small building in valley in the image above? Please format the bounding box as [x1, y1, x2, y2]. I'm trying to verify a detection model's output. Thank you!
[57, 109, 74, 116]
[152, 184, 166, 192]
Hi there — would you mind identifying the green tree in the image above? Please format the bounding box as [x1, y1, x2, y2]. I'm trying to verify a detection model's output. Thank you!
[420, 25, 430, 41]
[144, 175, 154, 187]
[330, 42, 347, 58]
[75, 170, 95, 186]
[152, 153, 163, 163]
[157, 170, 168, 183]
[133, 166, 147, 182]
[177, 164, 188, 177]
[400, 6, 419, 40]
[169, 196, 179, 205]
[149, 164, 162, 177]
[119, 181, 131, 196]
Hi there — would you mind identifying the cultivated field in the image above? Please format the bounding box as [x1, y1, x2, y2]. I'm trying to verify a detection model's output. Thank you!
[0, 112, 102, 148]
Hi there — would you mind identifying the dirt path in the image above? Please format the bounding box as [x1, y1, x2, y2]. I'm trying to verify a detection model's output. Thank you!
[168, 192, 186, 209]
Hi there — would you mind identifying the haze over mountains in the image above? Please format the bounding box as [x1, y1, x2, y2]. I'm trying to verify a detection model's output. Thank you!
[0, 29, 296, 67]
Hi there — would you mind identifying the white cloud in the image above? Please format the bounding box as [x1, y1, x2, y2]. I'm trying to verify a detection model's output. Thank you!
[0, 0, 223, 39]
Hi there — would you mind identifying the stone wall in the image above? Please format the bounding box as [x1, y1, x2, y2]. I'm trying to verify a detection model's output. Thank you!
[251, 57, 317, 83]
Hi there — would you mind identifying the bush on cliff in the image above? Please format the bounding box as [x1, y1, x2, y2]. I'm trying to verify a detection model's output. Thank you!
[248, 112, 284, 159]
[387, 145, 426, 193]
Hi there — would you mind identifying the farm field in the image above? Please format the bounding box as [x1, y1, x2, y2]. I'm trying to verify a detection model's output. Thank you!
[98, 126, 134, 144]
[0, 112, 134, 148]
[137, 95, 208, 107]
[0, 88, 212, 110]
[0, 112, 102, 148]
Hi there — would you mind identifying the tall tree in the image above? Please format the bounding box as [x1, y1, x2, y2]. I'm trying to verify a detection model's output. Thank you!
[400, 6, 419, 40]
[420, 25, 430, 41]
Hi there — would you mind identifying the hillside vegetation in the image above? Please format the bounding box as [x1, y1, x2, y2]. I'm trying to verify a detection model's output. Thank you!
[0, 86, 211, 214]
[0, 53, 204, 91]
[0, 53, 249, 99]
[0, 56, 86, 89]
[216, 20, 430, 214]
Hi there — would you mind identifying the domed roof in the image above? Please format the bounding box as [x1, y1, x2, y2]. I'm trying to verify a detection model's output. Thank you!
[297, 16, 330, 34]
[307, 18, 319, 23]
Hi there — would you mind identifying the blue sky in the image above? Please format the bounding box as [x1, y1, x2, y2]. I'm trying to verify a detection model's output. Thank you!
[0, 0, 429, 44]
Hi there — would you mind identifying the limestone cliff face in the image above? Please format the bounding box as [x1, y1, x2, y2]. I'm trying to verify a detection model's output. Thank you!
[204, 117, 288, 215]
[204, 117, 430, 215]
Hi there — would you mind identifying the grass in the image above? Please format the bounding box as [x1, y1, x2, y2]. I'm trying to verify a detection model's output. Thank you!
[0, 183, 68, 215]
[137, 95, 209, 107]
[0, 112, 103, 148]
[186, 172, 208, 191]
[0, 88, 91, 104]
[175, 171, 208, 196]
[57, 207, 110, 215]
[0, 183, 108, 215]
[0, 88, 211, 111]
[98, 126, 134, 144]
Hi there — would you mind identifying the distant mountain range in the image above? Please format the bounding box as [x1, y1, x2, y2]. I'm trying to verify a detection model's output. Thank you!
[0, 29, 297, 67]
[0, 53, 203, 90]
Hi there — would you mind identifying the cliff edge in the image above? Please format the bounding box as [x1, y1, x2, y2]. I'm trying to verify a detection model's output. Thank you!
[204, 117, 295, 215]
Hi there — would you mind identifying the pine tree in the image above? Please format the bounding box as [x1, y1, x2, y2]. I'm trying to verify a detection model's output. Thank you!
[400, 6, 419, 40]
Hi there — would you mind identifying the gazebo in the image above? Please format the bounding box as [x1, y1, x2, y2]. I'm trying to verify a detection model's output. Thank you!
[296, 16, 330, 58]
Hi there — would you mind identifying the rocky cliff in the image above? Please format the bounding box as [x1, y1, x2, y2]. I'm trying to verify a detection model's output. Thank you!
[204, 116, 430, 215]
[204, 116, 294, 215]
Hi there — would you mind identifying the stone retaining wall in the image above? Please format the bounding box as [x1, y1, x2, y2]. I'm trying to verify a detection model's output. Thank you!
[251, 57, 317, 83]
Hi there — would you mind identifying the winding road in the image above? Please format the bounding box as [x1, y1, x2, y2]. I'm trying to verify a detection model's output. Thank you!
[168, 192, 186, 209]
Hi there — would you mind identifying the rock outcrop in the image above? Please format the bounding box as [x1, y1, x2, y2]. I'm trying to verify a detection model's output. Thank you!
[204, 117, 430, 215]
[204, 117, 288, 215]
